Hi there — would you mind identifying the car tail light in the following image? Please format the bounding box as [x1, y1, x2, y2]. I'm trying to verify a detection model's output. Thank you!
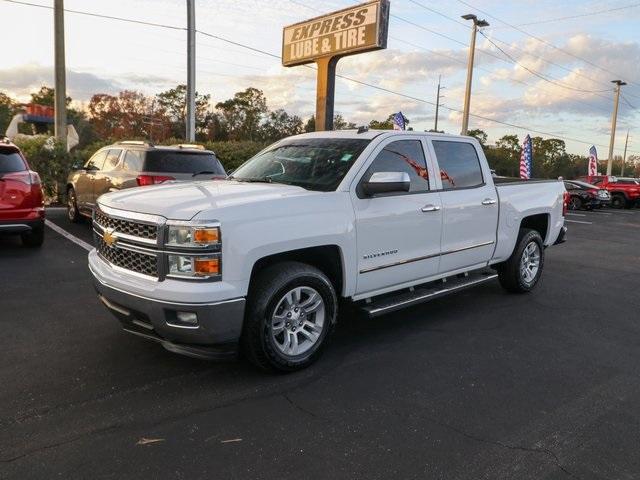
[562, 191, 569, 216]
[136, 174, 175, 186]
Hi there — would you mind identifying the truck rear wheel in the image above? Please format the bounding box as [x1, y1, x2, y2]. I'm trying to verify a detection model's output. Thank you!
[242, 261, 337, 372]
[497, 228, 544, 293]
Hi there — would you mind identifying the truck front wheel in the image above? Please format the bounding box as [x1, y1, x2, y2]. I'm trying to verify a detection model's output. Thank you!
[242, 261, 337, 372]
[497, 228, 545, 293]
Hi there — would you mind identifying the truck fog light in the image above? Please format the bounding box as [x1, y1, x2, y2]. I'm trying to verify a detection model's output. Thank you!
[176, 311, 198, 326]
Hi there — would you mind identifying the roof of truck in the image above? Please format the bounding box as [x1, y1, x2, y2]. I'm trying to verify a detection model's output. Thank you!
[290, 129, 473, 141]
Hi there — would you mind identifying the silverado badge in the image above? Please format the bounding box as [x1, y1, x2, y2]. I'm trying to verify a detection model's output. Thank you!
[103, 228, 118, 248]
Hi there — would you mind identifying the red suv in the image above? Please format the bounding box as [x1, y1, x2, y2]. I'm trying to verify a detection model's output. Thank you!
[576, 175, 640, 209]
[0, 138, 45, 247]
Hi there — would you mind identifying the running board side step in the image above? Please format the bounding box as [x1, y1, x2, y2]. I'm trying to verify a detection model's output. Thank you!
[360, 270, 498, 318]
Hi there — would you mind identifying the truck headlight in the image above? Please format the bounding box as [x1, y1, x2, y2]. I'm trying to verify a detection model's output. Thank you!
[168, 254, 220, 279]
[167, 225, 220, 247]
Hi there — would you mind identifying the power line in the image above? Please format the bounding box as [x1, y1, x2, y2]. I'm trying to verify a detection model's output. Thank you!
[455, 0, 640, 90]
[514, 2, 640, 28]
[477, 31, 610, 95]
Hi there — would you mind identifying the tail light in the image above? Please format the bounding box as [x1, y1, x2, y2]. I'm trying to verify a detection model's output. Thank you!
[562, 191, 570, 216]
[136, 174, 175, 186]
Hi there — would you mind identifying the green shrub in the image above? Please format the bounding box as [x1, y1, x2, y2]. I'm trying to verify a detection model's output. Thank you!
[13, 135, 71, 203]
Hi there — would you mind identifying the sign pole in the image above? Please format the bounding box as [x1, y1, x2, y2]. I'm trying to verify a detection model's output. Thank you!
[315, 57, 338, 131]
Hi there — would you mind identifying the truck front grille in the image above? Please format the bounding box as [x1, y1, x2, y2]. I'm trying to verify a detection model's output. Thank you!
[97, 237, 158, 278]
[94, 210, 157, 241]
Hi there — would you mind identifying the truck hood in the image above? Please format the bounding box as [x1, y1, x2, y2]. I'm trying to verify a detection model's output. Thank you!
[97, 180, 315, 220]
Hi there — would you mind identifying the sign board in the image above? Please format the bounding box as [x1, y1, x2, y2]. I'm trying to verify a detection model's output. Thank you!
[282, 0, 389, 67]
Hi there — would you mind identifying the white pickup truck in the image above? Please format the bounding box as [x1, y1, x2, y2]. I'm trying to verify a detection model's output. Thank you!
[89, 130, 567, 371]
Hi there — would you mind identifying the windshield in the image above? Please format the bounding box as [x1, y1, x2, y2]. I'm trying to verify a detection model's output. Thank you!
[231, 138, 371, 191]
[143, 151, 225, 175]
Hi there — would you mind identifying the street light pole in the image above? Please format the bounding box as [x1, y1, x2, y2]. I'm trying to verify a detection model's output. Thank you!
[54, 0, 67, 145]
[607, 80, 626, 176]
[460, 14, 489, 136]
[621, 129, 629, 176]
[186, 0, 196, 142]
[434, 75, 443, 132]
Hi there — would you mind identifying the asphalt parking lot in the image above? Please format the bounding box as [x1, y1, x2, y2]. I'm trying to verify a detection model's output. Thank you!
[2, 207, 640, 479]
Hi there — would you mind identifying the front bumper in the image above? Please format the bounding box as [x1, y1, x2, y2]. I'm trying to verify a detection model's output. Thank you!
[92, 269, 245, 360]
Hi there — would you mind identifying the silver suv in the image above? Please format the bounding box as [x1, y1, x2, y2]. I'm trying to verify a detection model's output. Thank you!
[66, 141, 226, 222]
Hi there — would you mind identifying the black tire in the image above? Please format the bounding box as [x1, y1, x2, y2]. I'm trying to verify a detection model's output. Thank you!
[67, 187, 81, 223]
[568, 196, 582, 210]
[242, 261, 337, 372]
[497, 228, 544, 293]
[21, 226, 44, 248]
[611, 194, 625, 209]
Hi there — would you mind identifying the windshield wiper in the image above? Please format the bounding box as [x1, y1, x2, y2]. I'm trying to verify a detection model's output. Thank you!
[192, 170, 218, 177]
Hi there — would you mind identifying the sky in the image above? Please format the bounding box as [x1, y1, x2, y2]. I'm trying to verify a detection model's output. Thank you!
[1, 0, 639, 156]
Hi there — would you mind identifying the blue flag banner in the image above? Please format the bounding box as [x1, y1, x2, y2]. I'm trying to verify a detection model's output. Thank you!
[392, 112, 406, 131]
[519, 134, 532, 179]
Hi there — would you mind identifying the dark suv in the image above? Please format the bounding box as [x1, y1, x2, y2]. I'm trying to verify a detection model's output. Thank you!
[66, 141, 226, 222]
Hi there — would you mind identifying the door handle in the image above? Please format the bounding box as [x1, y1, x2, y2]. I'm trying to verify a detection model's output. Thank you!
[481, 198, 497, 205]
[421, 204, 441, 212]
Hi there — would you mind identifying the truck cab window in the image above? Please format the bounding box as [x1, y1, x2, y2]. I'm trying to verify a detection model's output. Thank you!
[363, 140, 429, 193]
[432, 141, 484, 189]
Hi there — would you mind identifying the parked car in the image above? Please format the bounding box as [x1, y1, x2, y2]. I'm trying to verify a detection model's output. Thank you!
[0, 137, 45, 247]
[564, 180, 611, 210]
[66, 141, 226, 222]
[576, 175, 640, 208]
[89, 130, 567, 372]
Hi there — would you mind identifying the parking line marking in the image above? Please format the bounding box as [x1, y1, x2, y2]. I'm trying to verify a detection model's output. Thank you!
[565, 219, 593, 224]
[588, 211, 612, 215]
[45, 220, 93, 252]
[567, 213, 586, 217]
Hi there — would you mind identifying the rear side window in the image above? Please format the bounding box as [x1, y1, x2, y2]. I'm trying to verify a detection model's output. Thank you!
[0, 150, 26, 173]
[363, 140, 429, 193]
[432, 141, 484, 190]
[102, 149, 122, 172]
[85, 150, 108, 170]
[123, 150, 143, 171]
[143, 151, 225, 175]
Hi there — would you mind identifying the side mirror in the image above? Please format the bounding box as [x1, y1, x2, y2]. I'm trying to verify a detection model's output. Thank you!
[362, 171, 411, 196]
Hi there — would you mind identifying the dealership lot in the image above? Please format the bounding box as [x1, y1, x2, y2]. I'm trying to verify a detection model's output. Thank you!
[1, 208, 640, 479]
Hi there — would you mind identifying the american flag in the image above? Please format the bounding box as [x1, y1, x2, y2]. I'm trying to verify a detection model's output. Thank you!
[519, 134, 532, 179]
[588, 145, 598, 176]
[392, 112, 406, 131]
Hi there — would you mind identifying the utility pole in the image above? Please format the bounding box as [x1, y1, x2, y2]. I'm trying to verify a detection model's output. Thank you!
[186, 0, 196, 142]
[607, 80, 626, 176]
[54, 0, 67, 145]
[460, 14, 489, 136]
[621, 129, 629, 176]
[434, 75, 444, 132]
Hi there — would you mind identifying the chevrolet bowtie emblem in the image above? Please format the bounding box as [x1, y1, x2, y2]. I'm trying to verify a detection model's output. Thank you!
[103, 228, 118, 248]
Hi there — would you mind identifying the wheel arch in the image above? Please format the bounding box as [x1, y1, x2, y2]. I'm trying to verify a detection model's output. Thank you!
[248, 245, 346, 298]
[519, 213, 549, 243]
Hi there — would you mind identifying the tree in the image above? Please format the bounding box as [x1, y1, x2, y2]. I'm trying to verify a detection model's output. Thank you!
[261, 109, 303, 141]
[30, 86, 70, 107]
[88, 90, 159, 140]
[304, 115, 315, 133]
[467, 128, 487, 145]
[369, 113, 409, 130]
[215, 87, 268, 141]
[333, 114, 356, 130]
[0, 92, 17, 134]
[156, 84, 211, 139]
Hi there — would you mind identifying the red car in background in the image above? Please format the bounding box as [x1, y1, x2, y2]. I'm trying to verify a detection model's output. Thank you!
[576, 175, 640, 209]
[0, 138, 45, 247]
